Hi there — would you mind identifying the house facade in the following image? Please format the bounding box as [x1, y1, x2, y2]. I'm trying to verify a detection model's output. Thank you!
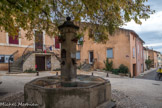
[0, 26, 145, 76]
[0, 29, 60, 72]
[157, 52, 161, 67]
[147, 49, 159, 68]
[143, 47, 149, 71]
[76, 28, 144, 77]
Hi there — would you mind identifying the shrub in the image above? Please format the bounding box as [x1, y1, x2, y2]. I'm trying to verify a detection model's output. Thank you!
[104, 58, 113, 71]
[145, 59, 152, 70]
[112, 69, 119, 75]
[119, 64, 128, 74]
[24, 68, 37, 73]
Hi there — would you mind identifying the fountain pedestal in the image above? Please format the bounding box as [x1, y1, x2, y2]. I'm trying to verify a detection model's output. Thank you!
[24, 17, 112, 108]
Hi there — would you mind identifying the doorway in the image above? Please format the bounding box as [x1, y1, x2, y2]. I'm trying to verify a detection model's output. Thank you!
[36, 56, 45, 71]
[89, 51, 94, 64]
[133, 64, 136, 77]
[35, 31, 43, 51]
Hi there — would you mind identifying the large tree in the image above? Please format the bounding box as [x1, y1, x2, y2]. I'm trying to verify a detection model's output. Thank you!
[0, 0, 154, 41]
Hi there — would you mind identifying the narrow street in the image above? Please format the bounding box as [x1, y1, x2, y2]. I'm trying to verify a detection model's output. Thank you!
[136, 69, 162, 81]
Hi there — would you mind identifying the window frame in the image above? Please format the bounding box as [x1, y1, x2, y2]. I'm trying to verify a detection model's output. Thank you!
[0, 55, 13, 63]
[133, 47, 135, 58]
[76, 51, 81, 60]
[6, 28, 21, 46]
[106, 48, 113, 59]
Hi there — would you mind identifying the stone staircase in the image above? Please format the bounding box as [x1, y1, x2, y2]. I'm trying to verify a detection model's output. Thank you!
[9, 51, 33, 73]
[80, 63, 93, 71]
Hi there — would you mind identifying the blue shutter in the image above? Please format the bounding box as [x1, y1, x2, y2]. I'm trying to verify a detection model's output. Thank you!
[76, 52, 80, 59]
[107, 49, 113, 58]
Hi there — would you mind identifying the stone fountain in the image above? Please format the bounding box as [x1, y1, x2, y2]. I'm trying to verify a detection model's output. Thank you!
[24, 17, 112, 108]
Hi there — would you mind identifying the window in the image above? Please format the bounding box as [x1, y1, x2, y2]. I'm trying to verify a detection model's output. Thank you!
[0, 55, 13, 63]
[133, 48, 135, 58]
[76, 51, 80, 60]
[107, 48, 113, 58]
[9, 30, 19, 45]
[77, 37, 83, 45]
[137, 45, 139, 54]
[55, 36, 60, 49]
[0, 55, 5, 63]
[94, 32, 100, 42]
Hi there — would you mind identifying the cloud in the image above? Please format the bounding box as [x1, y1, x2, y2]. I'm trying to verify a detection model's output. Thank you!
[144, 43, 162, 47]
[122, 0, 162, 53]
[123, 11, 162, 34]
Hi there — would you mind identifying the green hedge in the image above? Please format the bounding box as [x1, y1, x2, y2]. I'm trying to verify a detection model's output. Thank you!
[112, 64, 129, 75]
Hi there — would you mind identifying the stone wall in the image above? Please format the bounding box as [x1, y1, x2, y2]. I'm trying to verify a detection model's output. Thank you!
[51, 55, 60, 70]
[23, 53, 36, 72]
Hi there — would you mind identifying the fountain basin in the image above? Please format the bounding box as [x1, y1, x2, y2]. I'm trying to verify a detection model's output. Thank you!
[24, 75, 111, 108]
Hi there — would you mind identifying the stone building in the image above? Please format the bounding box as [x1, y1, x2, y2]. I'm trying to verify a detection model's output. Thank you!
[147, 49, 159, 68]
[0, 29, 60, 72]
[76, 28, 144, 77]
[143, 47, 149, 71]
[0, 25, 145, 77]
[157, 51, 161, 67]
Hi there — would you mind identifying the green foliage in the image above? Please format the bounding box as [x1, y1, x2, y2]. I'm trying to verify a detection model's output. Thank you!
[119, 64, 129, 74]
[145, 59, 152, 69]
[104, 58, 113, 71]
[111, 64, 129, 75]
[112, 69, 119, 75]
[24, 68, 37, 73]
[0, 0, 154, 41]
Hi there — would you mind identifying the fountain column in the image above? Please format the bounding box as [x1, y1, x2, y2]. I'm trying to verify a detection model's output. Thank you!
[58, 17, 79, 81]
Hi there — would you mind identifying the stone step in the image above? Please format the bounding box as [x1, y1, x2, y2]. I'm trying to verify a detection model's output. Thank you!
[80, 64, 92, 71]
[10, 66, 22, 72]
[96, 101, 116, 108]
[10, 69, 22, 72]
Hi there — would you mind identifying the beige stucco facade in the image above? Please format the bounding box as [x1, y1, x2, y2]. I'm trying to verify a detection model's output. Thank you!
[0, 26, 144, 77]
[0, 29, 60, 71]
[76, 28, 144, 77]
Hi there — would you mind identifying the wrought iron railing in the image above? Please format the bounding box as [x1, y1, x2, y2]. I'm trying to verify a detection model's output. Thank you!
[22, 43, 34, 62]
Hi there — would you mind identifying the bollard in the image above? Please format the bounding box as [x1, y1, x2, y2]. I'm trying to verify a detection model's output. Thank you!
[36, 71, 39, 76]
[106, 73, 109, 77]
[56, 72, 58, 76]
[92, 72, 93, 76]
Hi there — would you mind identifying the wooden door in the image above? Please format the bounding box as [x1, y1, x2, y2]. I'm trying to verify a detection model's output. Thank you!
[36, 56, 45, 71]
[35, 31, 43, 51]
[133, 64, 136, 77]
[89, 51, 94, 64]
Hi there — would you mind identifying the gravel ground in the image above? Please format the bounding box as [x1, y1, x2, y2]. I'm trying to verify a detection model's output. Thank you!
[0, 89, 148, 108]
[0, 70, 161, 108]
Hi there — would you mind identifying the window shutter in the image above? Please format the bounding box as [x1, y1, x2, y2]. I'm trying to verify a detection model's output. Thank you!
[55, 36, 60, 49]
[76, 52, 80, 59]
[9, 35, 19, 44]
[107, 48, 113, 58]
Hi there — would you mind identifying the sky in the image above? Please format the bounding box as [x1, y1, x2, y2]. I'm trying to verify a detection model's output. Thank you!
[123, 0, 162, 53]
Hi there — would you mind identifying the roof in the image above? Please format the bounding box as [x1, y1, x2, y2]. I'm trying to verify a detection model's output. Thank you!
[120, 28, 145, 43]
